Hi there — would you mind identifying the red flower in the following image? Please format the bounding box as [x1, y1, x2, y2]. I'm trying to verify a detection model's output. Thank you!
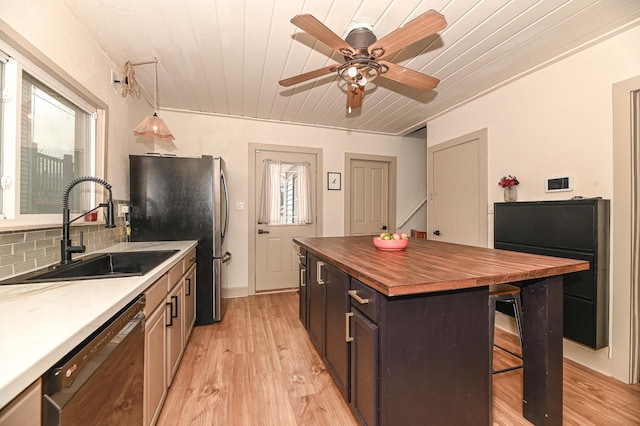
[499, 175, 519, 188]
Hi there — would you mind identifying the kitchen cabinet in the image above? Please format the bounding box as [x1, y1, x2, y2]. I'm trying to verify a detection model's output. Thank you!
[0, 379, 41, 426]
[144, 248, 197, 426]
[166, 278, 185, 384]
[305, 252, 351, 400]
[307, 253, 325, 355]
[324, 261, 350, 399]
[144, 287, 167, 426]
[349, 309, 378, 426]
[183, 264, 196, 343]
[298, 247, 308, 327]
[494, 199, 610, 349]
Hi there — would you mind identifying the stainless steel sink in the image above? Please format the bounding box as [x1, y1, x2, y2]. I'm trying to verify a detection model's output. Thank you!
[0, 250, 179, 285]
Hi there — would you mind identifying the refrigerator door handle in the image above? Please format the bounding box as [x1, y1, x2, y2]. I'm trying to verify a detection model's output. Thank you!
[214, 252, 231, 263]
[221, 170, 229, 244]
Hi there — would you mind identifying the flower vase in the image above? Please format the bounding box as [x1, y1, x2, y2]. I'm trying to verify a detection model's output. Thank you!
[504, 186, 517, 202]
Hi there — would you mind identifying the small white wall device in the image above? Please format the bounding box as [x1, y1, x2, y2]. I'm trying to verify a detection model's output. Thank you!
[545, 176, 573, 192]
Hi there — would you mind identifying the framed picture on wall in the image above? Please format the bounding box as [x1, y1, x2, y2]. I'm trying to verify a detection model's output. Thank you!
[328, 172, 341, 190]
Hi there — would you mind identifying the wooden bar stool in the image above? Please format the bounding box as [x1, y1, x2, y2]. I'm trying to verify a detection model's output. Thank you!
[489, 283, 523, 374]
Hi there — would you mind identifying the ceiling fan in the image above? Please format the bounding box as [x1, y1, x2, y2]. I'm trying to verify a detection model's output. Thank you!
[279, 11, 447, 113]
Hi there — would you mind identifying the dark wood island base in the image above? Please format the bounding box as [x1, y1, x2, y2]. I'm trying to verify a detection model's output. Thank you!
[294, 236, 588, 426]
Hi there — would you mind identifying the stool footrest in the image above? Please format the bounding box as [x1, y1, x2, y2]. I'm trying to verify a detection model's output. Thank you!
[493, 364, 523, 375]
[494, 343, 523, 359]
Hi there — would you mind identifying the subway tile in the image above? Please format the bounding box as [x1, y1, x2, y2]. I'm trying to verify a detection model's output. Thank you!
[25, 249, 46, 261]
[13, 260, 37, 274]
[36, 255, 57, 268]
[0, 245, 12, 256]
[36, 238, 57, 249]
[0, 253, 24, 266]
[13, 241, 36, 254]
[0, 265, 14, 279]
[0, 233, 25, 245]
[25, 231, 46, 241]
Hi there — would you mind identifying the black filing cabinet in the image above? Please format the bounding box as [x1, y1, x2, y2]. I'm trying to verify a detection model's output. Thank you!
[494, 199, 610, 349]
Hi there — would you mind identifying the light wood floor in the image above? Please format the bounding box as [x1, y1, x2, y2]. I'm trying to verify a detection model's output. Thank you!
[158, 293, 640, 426]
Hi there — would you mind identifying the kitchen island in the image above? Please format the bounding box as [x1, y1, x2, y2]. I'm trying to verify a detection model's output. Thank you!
[0, 240, 197, 410]
[294, 236, 589, 426]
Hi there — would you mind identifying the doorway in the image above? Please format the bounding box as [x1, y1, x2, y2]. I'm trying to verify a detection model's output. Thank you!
[248, 144, 322, 294]
[344, 153, 397, 236]
[612, 75, 640, 384]
[427, 129, 488, 247]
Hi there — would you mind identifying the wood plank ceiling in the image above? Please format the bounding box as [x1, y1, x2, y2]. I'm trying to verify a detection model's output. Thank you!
[63, 0, 640, 135]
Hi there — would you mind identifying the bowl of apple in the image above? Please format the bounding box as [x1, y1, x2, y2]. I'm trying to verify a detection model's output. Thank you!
[373, 232, 409, 251]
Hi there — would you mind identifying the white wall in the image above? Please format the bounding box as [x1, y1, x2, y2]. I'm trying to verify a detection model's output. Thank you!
[143, 111, 427, 294]
[427, 25, 640, 380]
[0, 0, 149, 198]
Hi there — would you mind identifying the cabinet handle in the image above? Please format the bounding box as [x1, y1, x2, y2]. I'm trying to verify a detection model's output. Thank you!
[171, 295, 179, 319]
[345, 312, 354, 342]
[186, 277, 192, 296]
[300, 268, 306, 287]
[166, 302, 174, 327]
[348, 290, 370, 305]
[317, 261, 325, 285]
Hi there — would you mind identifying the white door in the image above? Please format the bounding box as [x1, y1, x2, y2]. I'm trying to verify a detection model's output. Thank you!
[428, 131, 488, 246]
[255, 150, 317, 292]
[350, 159, 389, 235]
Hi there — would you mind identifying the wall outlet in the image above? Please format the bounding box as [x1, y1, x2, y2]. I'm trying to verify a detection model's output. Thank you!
[235, 201, 245, 211]
[118, 204, 129, 217]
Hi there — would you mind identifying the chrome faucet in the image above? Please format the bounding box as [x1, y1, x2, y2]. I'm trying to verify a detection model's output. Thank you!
[61, 176, 116, 264]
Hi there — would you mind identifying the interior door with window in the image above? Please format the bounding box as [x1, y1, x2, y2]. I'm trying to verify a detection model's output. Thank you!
[255, 150, 317, 292]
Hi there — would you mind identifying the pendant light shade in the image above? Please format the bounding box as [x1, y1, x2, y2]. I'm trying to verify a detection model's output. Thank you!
[133, 112, 174, 141]
[121, 57, 175, 142]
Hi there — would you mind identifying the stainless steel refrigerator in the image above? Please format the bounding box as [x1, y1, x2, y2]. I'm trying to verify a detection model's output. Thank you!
[129, 154, 230, 323]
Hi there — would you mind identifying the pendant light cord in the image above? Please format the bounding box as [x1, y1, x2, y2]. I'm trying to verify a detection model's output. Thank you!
[121, 57, 159, 112]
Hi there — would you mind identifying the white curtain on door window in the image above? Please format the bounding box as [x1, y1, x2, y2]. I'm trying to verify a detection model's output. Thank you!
[296, 162, 312, 224]
[258, 159, 282, 225]
[259, 159, 312, 225]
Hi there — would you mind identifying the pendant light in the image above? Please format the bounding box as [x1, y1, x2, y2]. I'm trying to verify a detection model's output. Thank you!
[121, 57, 175, 142]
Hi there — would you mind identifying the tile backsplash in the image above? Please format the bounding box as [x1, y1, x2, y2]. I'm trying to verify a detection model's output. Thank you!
[0, 211, 127, 280]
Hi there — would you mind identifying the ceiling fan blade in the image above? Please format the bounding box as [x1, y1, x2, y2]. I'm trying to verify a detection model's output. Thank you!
[368, 10, 447, 59]
[279, 64, 339, 87]
[347, 85, 363, 110]
[379, 61, 440, 92]
[291, 15, 355, 56]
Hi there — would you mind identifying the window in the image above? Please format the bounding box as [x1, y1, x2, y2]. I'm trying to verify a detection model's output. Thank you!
[258, 160, 312, 225]
[0, 43, 99, 222]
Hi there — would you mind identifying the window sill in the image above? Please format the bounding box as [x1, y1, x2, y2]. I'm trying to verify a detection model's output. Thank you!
[0, 220, 108, 233]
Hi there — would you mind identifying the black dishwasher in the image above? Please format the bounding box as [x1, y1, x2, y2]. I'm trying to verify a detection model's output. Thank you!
[42, 295, 145, 425]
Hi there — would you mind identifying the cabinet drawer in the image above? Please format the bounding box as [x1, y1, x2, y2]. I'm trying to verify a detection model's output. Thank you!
[168, 260, 184, 287]
[185, 248, 197, 270]
[144, 274, 169, 317]
[564, 295, 597, 348]
[350, 278, 378, 322]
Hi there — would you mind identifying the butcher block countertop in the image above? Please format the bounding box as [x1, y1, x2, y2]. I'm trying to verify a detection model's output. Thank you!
[294, 236, 590, 297]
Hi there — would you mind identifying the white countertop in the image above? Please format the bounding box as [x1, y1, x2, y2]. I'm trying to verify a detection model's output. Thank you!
[0, 240, 197, 408]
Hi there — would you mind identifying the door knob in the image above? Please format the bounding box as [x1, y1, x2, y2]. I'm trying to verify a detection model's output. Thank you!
[433, 229, 441, 236]
[381, 225, 387, 230]
[258, 229, 270, 234]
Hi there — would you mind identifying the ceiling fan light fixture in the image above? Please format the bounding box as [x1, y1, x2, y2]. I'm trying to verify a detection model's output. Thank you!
[337, 60, 383, 87]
